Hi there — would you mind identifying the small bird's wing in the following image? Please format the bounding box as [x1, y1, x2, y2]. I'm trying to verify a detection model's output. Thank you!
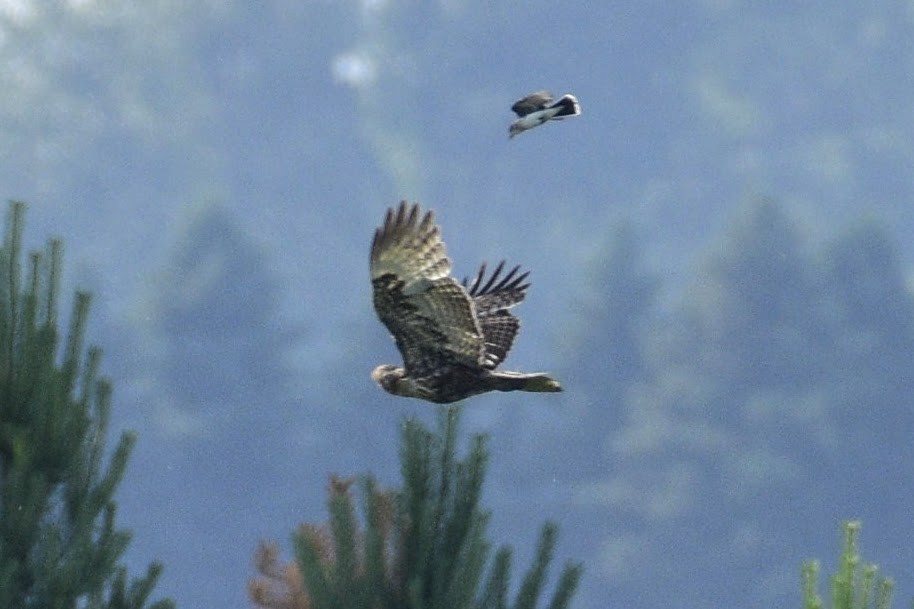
[371, 202, 486, 377]
[546, 94, 581, 119]
[462, 261, 529, 369]
[511, 90, 554, 117]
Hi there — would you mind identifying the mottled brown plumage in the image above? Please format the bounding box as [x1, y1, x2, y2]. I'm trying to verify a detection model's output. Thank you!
[370, 201, 562, 403]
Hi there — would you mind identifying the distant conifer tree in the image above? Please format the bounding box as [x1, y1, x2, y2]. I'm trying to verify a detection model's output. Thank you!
[0, 202, 173, 609]
[250, 407, 583, 609]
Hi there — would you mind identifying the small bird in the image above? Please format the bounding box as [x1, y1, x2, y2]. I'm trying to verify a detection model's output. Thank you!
[509, 90, 581, 138]
[370, 201, 563, 403]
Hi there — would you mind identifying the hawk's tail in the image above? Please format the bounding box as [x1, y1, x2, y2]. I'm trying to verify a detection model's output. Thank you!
[491, 371, 563, 394]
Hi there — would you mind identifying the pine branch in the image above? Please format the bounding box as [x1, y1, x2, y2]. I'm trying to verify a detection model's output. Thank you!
[545, 561, 583, 609]
[263, 406, 582, 609]
[802, 521, 894, 609]
[478, 547, 511, 609]
[513, 522, 557, 609]
[0, 201, 172, 609]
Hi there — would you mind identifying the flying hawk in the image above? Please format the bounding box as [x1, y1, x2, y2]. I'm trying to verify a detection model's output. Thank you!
[370, 201, 562, 403]
[509, 90, 581, 138]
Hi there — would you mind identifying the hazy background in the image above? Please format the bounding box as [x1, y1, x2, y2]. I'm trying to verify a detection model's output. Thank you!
[3, 1, 913, 607]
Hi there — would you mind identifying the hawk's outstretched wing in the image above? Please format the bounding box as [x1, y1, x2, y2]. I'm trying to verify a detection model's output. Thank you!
[370, 202, 485, 377]
[463, 261, 529, 369]
[511, 90, 554, 117]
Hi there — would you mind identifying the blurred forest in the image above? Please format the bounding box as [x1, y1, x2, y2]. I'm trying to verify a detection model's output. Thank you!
[106, 196, 914, 609]
[3, 2, 913, 608]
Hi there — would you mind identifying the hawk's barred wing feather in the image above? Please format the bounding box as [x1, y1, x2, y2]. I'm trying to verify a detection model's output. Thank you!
[371, 203, 451, 284]
[372, 275, 481, 377]
[462, 261, 530, 369]
[464, 260, 530, 305]
[371, 201, 485, 374]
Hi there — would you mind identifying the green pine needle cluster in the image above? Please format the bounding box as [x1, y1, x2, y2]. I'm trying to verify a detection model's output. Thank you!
[802, 521, 895, 609]
[271, 407, 582, 609]
[0, 202, 173, 609]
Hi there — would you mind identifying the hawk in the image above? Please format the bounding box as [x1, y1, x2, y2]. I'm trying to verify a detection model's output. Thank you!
[509, 90, 581, 138]
[370, 201, 562, 403]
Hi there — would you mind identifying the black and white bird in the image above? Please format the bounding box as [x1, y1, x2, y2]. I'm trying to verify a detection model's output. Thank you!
[509, 90, 581, 138]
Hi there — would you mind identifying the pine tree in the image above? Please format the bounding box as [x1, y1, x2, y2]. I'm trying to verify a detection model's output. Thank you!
[250, 407, 582, 609]
[802, 521, 894, 609]
[0, 201, 173, 609]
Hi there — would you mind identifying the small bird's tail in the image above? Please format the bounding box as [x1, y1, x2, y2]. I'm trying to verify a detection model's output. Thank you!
[490, 371, 563, 394]
[548, 94, 581, 119]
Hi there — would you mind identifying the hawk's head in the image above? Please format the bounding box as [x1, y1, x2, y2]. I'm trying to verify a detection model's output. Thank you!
[371, 364, 406, 395]
[371, 364, 436, 401]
